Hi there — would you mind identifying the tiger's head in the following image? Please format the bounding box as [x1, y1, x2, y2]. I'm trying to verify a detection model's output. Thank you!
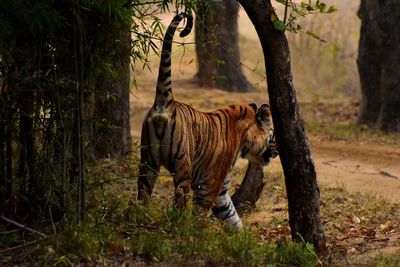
[240, 103, 279, 166]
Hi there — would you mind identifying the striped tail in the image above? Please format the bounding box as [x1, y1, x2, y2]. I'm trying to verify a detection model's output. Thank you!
[155, 13, 193, 110]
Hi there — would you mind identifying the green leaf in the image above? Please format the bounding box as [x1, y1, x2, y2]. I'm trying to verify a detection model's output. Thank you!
[327, 6, 337, 13]
[273, 20, 286, 31]
[318, 3, 326, 12]
[306, 30, 326, 42]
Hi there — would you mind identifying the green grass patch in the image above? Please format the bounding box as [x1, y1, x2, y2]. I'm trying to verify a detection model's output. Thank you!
[377, 250, 400, 267]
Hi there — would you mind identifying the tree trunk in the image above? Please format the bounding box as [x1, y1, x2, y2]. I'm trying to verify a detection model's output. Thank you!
[231, 162, 265, 212]
[18, 90, 35, 198]
[0, 99, 5, 201]
[93, 16, 132, 158]
[238, 0, 326, 253]
[195, 0, 255, 92]
[358, 0, 400, 132]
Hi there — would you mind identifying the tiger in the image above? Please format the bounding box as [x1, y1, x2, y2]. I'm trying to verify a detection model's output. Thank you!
[137, 12, 278, 230]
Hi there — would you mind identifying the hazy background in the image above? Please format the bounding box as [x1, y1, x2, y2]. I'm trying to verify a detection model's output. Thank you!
[239, 0, 361, 100]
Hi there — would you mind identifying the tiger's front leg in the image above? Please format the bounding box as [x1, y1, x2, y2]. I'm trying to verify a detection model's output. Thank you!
[212, 175, 243, 230]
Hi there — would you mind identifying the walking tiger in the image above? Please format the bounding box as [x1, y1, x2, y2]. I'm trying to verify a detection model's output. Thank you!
[137, 13, 277, 229]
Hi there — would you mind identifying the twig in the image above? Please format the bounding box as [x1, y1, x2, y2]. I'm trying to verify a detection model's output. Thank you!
[49, 206, 57, 235]
[0, 237, 47, 254]
[379, 170, 399, 179]
[0, 229, 19, 235]
[0, 216, 47, 238]
[283, 0, 289, 25]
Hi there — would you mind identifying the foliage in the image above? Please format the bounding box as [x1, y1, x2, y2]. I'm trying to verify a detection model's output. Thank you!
[0, 0, 195, 224]
[0, 157, 319, 266]
[272, 0, 337, 41]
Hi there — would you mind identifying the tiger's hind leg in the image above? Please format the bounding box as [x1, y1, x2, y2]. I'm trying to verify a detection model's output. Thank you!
[137, 158, 160, 204]
[137, 122, 160, 204]
[212, 175, 243, 230]
[172, 163, 192, 209]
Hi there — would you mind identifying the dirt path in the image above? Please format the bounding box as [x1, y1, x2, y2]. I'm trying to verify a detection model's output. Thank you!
[262, 135, 400, 203]
[309, 135, 400, 202]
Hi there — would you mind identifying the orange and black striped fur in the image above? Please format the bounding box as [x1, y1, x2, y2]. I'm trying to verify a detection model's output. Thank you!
[137, 13, 277, 229]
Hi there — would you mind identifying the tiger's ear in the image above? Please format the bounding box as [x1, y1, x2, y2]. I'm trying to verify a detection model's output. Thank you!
[256, 104, 271, 127]
[249, 103, 258, 112]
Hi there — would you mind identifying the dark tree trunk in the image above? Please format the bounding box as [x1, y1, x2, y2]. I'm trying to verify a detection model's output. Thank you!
[195, 0, 255, 92]
[0, 99, 5, 200]
[5, 108, 13, 203]
[18, 91, 35, 197]
[238, 0, 326, 253]
[232, 162, 265, 212]
[358, 0, 400, 132]
[357, 1, 381, 126]
[93, 17, 132, 158]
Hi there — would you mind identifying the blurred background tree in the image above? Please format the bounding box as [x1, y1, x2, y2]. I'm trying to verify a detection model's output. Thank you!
[357, 0, 400, 132]
[195, 0, 255, 92]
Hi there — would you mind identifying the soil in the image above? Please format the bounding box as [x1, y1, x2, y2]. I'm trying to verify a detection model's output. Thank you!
[310, 135, 400, 202]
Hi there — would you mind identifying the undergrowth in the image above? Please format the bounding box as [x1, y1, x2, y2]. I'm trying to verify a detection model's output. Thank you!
[2, 155, 399, 266]
[0, 157, 319, 266]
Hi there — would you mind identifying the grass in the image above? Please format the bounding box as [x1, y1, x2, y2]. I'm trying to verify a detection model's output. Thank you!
[1, 151, 399, 266]
[0, 156, 319, 266]
[377, 251, 400, 267]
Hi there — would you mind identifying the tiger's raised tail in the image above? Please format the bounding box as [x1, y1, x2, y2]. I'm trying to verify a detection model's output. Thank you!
[155, 13, 193, 111]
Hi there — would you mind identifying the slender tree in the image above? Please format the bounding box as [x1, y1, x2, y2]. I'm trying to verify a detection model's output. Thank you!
[238, 0, 327, 253]
[195, 0, 254, 92]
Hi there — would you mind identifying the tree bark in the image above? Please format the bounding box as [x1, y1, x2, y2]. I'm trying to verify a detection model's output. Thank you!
[232, 162, 265, 212]
[238, 0, 326, 253]
[358, 0, 400, 132]
[195, 0, 255, 92]
[93, 16, 132, 158]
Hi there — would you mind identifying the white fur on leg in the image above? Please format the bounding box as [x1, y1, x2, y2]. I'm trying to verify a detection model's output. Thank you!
[212, 177, 242, 230]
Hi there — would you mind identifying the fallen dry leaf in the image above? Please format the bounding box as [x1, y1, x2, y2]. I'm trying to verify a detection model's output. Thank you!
[352, 216, 361, 224]
[380, 220, 397, 232]
[335, 234, 347, 241]
[347, 247, 357, 254]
